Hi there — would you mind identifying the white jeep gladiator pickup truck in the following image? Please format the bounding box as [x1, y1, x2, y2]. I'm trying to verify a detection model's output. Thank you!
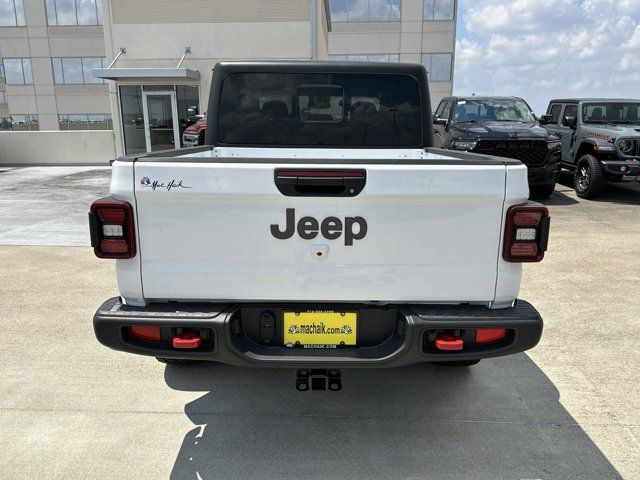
[90, 62, 549, 388]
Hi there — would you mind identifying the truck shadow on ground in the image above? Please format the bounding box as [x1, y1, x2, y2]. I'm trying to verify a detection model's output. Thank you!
[553, 172, 640, 206]
[165, 354, 621, 480]
[540, 187, 580, 206]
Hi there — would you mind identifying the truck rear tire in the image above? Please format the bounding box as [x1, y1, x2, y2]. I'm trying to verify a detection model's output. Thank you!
[156, 357, 203, 365]
[530, 183, 556, 199]
[433, 359, 481, 367]
[574, 155, 606, 199]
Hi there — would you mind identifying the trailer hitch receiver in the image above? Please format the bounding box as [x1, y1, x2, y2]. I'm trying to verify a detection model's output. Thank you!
[296, 369, 342, 391]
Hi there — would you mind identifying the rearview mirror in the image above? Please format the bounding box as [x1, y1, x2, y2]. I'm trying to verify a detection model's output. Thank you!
[539, 114, 553, 125]
[562, 115, 577, 128]
[432, 115, 447, 125]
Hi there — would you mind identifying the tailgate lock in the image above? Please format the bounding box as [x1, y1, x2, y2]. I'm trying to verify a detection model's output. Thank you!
[310, 244, 329, 259]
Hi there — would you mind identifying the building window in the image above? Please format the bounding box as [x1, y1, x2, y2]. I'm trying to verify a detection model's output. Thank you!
[421, 53, 452, 81]
[119, 85, 146, 155]
[329, 0, 400, 22]
[52, 57, 106, 84]
[3, 58, 32, 84]
[0, 0, 25, 26]
[424, 0, 455, 20]
[9, 114, 38, 131]
[59, 113, 112, 130]
[45, 0, 103, 26]
[176, 84, 199, 132]
[329, 54, 400, 62]
[0, 91, 6, 103]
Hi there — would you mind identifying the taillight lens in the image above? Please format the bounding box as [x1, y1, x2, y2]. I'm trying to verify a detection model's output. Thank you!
[513, 211, 543, 226]
[130, 325, 161, 342]
[476, 328, 507, 343]
[89, 199, 136, 259]
[97, 208, 126, 222]
[503, 204, 550, 262]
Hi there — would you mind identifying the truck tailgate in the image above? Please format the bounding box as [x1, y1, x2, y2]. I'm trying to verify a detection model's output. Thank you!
[133, 158, 507, 303]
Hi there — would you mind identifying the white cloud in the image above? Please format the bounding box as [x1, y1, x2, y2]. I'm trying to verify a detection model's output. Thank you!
[454, 0, 640, 113]
[464, 0, 578, 34]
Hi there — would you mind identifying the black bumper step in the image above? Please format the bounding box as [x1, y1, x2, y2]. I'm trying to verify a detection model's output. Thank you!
[93, 298, 543, 368]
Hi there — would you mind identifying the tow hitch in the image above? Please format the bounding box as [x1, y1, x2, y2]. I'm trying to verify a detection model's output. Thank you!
[296, 369, 342, 391]
[172, 329, 202, 349]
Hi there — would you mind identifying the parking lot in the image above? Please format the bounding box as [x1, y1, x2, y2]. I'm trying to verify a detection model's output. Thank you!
[1, 167, 639, 479]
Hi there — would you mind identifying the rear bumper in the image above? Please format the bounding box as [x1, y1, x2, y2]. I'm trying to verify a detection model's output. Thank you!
[94, 298, 543, 368]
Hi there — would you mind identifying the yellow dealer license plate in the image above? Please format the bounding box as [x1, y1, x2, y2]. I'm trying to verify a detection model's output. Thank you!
[283, 311, 357, 348]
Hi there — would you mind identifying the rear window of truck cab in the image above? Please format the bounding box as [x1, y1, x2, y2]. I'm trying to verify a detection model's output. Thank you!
[217, 73, 422, 147]
[582, 102, 640, 124]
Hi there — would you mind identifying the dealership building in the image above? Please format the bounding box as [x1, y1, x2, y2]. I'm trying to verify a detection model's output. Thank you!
[0, 0, 457, 163]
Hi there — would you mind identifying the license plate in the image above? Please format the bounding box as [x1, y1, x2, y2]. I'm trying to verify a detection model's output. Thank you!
[283, 311, 357, 347]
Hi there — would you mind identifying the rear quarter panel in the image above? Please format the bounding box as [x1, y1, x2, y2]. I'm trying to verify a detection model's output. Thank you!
[493, 163, 529, 307]
[110, 161, 145, 305]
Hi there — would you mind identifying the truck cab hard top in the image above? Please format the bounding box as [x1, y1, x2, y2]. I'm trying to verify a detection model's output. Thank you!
[433, 96, 562, 199]
[90, 62, 549, 375]
[541, 98, 640, 198]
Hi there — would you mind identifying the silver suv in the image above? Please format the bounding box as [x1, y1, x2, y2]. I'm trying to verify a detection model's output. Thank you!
[541, 99, 640, 198]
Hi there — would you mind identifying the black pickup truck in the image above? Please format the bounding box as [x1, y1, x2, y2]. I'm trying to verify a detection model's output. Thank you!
[433, 96, 562, 199]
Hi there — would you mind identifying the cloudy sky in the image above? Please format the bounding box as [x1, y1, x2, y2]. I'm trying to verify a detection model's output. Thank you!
[454, 0, 640, 114]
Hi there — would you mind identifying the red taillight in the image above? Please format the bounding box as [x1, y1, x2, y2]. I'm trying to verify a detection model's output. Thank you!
[97, 208, 126, 222]
[101, 239, 129, 254]
[276, 170, 365, 178]
[503, 204, 550, 263]
[513, 211, 542, 226]
[476, 328, 507, 343]
[89, 199, 136, 259]
[510, 243, 538, 257]
[130, 325, 161, 341]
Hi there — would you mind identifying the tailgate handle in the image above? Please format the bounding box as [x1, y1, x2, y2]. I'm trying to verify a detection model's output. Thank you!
[275, 169, 366, 197]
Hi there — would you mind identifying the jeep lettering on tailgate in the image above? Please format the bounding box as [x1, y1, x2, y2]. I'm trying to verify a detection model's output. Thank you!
[271, 208, 367, 246]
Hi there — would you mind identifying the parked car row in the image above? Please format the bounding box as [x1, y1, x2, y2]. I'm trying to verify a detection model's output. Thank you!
[433, 96, 640, 199]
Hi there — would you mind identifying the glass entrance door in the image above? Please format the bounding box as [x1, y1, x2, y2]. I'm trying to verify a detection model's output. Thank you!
[142, 91, 180, 152]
